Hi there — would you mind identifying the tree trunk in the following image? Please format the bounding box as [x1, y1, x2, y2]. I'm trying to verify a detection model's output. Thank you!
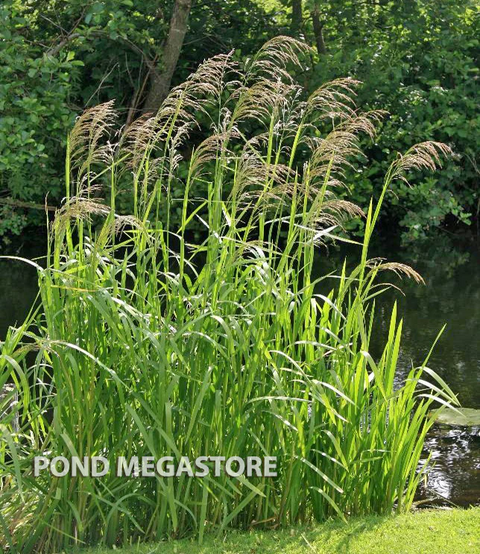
[311, 6, 327, 55]
[290, 0, 303, 37]
[143, 0, 192, 114]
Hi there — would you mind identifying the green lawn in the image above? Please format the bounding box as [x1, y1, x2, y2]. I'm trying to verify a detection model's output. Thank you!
[83, 508, 479, 554]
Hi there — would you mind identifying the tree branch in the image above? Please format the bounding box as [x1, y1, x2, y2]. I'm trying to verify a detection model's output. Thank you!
[143, 0, 192, 113]
[311, 7, 327, 55]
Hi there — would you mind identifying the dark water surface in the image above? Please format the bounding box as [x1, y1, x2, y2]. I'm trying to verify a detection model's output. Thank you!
[372, 239, 480, 507]
[0, 239, 44, 338]
[317, 236, 480, 507]
[1, 235, 479, 506]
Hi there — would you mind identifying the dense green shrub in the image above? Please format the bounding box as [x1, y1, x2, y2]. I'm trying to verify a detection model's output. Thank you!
[0, 0, 277, 240]
[0, 3, 81, 240]
[306, 0, 479, 241]
[0, 1, 477, 242]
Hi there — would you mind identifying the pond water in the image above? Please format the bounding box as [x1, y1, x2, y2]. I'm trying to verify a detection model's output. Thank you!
[0, 235, 479, 507]
[317, 236, 480, 507]
[370, 238, 480, 507]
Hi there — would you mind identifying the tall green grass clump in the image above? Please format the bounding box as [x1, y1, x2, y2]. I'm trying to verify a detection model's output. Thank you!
[0, 37, 457, 552]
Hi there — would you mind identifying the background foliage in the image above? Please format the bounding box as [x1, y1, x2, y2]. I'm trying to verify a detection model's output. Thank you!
[305, 0, 479, 242]
[0, 0, 478, 242]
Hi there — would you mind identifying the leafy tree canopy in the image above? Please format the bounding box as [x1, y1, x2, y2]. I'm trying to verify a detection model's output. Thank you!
[0, 0, 478, 242]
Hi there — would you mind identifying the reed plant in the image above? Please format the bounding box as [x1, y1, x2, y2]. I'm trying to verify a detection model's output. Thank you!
[0, 37, 457, 553]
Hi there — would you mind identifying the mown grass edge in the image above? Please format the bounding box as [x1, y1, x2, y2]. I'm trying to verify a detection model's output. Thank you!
[82, 507, 480, 554]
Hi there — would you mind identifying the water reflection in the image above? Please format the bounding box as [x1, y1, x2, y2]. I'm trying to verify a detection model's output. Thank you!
[318, 236, 480, 506]
[419, 426, 480, 506]
[0, 240, 44, 340]
[371, 240, 480, 408]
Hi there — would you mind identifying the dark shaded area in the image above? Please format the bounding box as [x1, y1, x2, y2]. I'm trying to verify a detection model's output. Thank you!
[317, 235, 480, 506]
[370, 238, 480, 507]
[0, 237, 46, 340]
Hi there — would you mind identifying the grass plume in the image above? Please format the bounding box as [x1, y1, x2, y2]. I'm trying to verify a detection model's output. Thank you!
[0, 37, 456, 553]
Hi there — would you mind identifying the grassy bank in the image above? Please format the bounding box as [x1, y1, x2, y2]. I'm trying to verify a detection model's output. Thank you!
[83, 508, 479, 554]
